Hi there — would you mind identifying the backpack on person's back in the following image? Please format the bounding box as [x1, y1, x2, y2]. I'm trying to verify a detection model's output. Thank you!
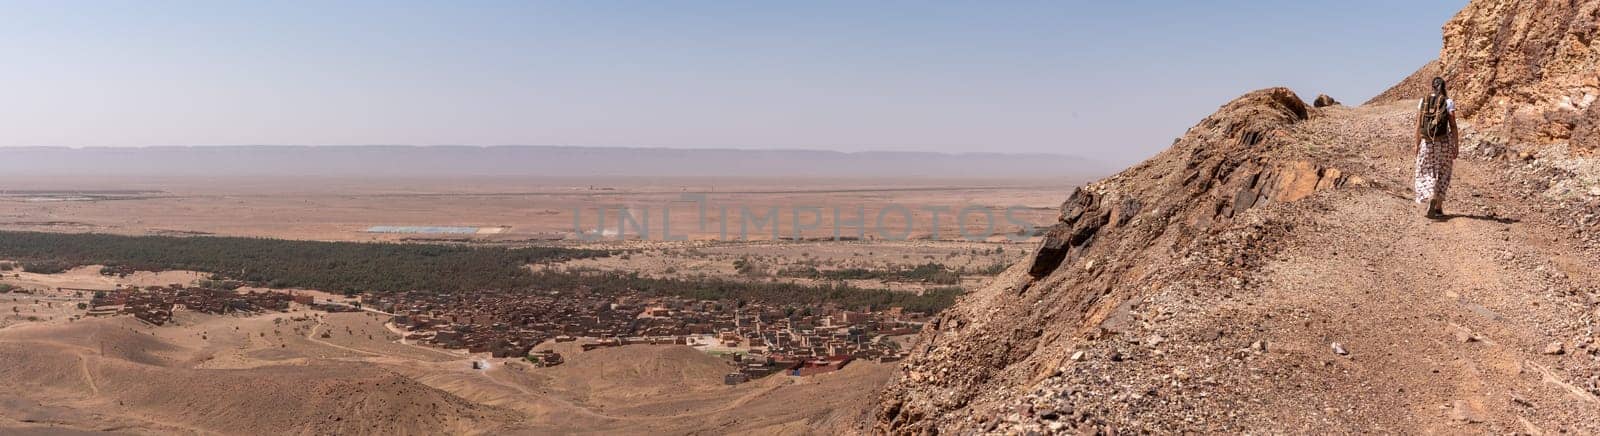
[1419, 93, 1451, 141]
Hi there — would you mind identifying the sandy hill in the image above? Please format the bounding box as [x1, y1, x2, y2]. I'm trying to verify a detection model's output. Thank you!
[0, 317, 182, 366]
[540, 344, 732, 398]
[875, 0, 1600, 433]
[102, 364, 518, 435]
[0, 317, 522, 435]
[0, 309, 896, 435]
[462, 343, 894, 434]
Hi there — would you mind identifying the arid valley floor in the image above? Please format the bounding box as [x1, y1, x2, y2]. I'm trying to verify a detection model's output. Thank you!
[7, 1, 1600, 433]
[0, 176, 1079, 434]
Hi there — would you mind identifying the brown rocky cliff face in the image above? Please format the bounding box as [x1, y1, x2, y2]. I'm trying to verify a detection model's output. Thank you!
[873, 88, 1350, 433]
[1438, 0, 1600, 149]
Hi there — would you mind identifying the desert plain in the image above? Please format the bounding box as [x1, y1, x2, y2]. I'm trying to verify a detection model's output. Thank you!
[0, 174, 1084, 434]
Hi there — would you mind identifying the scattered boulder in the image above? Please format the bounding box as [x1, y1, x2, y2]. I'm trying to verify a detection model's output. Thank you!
[1510, 395, 1535, 408]
[1542, 341, 1565, 355]
[1450, 400, 1483, 424]
[1313, 94, 1340, 108]
[1330, 342, 1349, 356]
[1144, 334, 1165, 347]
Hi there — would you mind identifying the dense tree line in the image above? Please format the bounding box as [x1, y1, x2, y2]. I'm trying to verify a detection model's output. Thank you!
[0, 231, 606, 292]
[0, 231, 962, 312]
[528, 270, 960, 313]
[20, 260, 73, 274]
[778, 262, 963, 285]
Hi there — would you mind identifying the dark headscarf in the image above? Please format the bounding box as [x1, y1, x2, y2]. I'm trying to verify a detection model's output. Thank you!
[1431, 77, 1448, 99]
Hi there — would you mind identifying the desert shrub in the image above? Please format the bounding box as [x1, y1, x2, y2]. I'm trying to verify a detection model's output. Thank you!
[900, 263, 960, 284]
[21, 260, 72, 274]
[777, 266, 820, 278]
[814, 268, 876, 280]
[197, 279, 242, 291]
[733, 257, 764, 276]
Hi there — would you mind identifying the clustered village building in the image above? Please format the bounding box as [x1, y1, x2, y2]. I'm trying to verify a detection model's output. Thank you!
[368, 288, 928, 382]
[68, 280, 929, 384]
[86, 285, 309, 325]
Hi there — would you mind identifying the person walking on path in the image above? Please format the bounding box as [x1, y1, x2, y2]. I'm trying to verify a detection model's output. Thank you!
[1414, 77, 1460, 218]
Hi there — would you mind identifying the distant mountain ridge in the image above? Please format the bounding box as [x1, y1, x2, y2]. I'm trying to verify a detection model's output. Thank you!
[0, 145, 1102, 178]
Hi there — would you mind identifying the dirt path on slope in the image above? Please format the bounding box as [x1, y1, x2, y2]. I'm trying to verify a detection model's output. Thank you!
[1242, 105, 1600, 433]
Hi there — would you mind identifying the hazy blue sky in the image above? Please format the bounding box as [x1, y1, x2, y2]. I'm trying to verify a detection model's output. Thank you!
[1, 1, 1463, 166]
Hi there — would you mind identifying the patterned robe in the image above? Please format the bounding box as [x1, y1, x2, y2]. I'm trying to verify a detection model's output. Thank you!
[1414, 136, 1456, 204]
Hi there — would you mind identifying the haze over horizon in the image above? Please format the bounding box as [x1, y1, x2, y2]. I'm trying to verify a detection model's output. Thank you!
[2, 1, 1463, 166]
[0, 145, 1104, 179]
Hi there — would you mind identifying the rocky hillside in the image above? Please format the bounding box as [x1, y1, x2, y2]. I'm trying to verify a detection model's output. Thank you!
[874, 0, 1600, 433]
[873, 86, 1371, 434]
[1366, 59, 1442, 105]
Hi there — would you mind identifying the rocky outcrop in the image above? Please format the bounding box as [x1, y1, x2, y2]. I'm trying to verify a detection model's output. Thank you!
[1024, 89, 1346, 279]
[1437, 0, 1600, 149]
[1314, 94, 1341, 108]
[874, 88, 1352, 433]
[1575, 105, 1600, 149]
[1028, 159, 1349, 279]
